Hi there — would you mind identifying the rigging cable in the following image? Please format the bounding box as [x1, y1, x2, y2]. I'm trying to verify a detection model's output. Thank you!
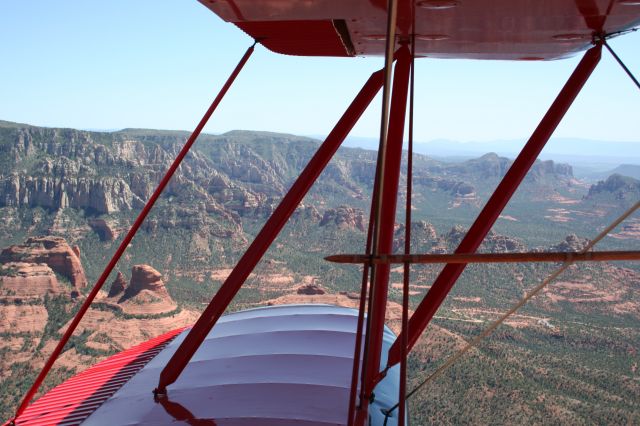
[383, 199, 640, 414]
[357, 0, 399, 418]
[347, 156, 382, 425]
[602, 37, 640, 92]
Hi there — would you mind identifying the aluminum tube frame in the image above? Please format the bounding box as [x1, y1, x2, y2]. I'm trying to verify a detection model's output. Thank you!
[347, 160, 382, 425]
[156, 69, 385, 392]
[385, 43, 602, 369]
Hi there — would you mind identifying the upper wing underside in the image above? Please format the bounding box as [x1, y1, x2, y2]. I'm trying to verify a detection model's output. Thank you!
[199, 0, 640, 60]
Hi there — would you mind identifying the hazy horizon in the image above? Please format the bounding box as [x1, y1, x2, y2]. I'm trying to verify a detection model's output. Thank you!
[3, 117, 639, 175]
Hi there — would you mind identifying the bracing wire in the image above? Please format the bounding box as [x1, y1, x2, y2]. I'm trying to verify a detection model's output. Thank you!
[602, 38, 640, 92]
[10, 42, 258, 424]
[384, 199, 640, 413]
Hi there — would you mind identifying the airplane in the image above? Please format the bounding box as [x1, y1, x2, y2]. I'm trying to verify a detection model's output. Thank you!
[6, 1, 640, 425]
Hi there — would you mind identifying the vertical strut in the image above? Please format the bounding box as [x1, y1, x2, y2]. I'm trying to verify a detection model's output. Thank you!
[11, 42, 256, 423]
[371, 0, 400, 257]
[156, 69, 385, 393]
[355, 1, 399, 420]
[355, 44, 412, 426]
[385, 43, 602, 370]
[398, 33, 416, 426]
[347, 161, 381, 426]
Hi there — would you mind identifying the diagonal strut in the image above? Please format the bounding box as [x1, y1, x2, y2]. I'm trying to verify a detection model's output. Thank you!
[155, 68, 386, 393]
[384, 42, 603, 371]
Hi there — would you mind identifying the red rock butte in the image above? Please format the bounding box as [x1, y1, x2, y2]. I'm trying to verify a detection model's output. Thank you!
[107, 271, 127, 298]
[123, 264, 170, 300]
[0, 235, 87, 290]
[108, 264, 177, 316]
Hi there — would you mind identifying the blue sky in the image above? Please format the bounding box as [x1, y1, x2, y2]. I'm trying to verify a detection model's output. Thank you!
[1, 1, 639, 146]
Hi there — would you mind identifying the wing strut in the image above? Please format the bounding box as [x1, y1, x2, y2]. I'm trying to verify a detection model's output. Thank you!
[397, 31, 416, 426]
[10, 41, 257, 424]
[354, 44, 412, 426]
[354, 0, 400, 416]
[155, 67, 386, 394]
[384, 41, 603, 372]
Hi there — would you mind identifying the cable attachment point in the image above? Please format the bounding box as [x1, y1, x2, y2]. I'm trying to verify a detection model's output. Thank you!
[592, 27, 639, 45]
[374, 367, 389, 384]
[153, 387, 168, 402]
[591, 32, 606, 46]
[381, 407, 396, 426]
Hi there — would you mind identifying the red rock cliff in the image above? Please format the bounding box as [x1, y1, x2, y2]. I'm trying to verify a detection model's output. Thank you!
[0, 236, 87, 289]
[122, 264, 170, 300]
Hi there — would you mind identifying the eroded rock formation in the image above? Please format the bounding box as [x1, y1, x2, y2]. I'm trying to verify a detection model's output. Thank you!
[89, 218, 119, 241]
[441, 226, 525, 253]
[320, 206, 366, 232]
[107, 271, 127, 298]
[0, 173, 145, 214]
[393, 221, 438, 252]
[296, 284, 326, 295]
[117, 265, 176, 316]
[0, 262, 60, 297]
[483, 230, 526, 253]
[123, 265, 169, 300]
[548, 234, 590, 252]
[0, 236, 87, 289]
[587, 174, 640, 200]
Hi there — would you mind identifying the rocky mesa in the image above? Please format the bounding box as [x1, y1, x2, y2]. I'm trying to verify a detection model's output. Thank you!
[104, 264, 177, 316]
[0, 236, 87, 297]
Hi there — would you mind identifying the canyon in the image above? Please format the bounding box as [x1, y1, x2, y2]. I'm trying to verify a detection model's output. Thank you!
[0, 120, 638, 424]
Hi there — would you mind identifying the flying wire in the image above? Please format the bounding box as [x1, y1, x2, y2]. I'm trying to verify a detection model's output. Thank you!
[10, 42, 257, 424]
[384, 199, 640, 414]
[602, 37, 640, 91]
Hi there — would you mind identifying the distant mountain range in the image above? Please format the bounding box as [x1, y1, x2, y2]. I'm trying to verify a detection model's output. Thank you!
[339, 135, 640, 169]
[579, 163, 640, 181]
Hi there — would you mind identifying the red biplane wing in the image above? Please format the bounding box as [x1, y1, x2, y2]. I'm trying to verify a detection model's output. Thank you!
[199, 0, 640, 59]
